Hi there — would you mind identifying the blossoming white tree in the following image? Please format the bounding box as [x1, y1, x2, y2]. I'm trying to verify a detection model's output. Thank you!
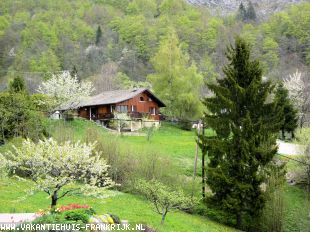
[38, 71, 94, 109]
[2, 138, 115, 207]
[284, 70, 310, 127]
[0, 154, 7, 178]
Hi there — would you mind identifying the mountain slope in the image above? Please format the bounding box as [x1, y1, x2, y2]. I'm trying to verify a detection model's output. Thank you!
[188, 0, 307, 17]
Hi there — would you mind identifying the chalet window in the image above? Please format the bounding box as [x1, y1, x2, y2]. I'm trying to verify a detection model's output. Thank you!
[131, 105, 137, 112]
[149, 107, 156, 115]
[110, 105, 115, 113]
[116, 105, 128, 113]
[140, 96, 145, 101]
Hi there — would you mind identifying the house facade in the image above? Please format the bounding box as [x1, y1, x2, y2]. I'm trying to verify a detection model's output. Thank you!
[63, 88, 165, 122]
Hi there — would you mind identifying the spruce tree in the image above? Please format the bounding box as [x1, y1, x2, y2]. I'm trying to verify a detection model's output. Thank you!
[275, 83, 298, 140]
[199, 38, 282, 229]
[71, 65, 78, 78]
[95, 25, 102, 46]
[246, 1, 257, 21]
[237, 3, 247, 21]
[9, 76, 26, 93]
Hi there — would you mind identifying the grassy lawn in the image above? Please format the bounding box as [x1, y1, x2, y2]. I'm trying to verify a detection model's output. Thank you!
[47, 119, 209, 175]
[1, 119, 309, 231]
[283, 184, 310, 232]
[0, 178, 237, 232]
[277, 154, 310, 232]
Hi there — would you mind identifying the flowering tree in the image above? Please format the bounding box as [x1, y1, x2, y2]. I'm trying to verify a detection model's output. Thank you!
[37, 71, 94, 109]
[283, 70, 310, 127]
[0, 154, 7, 178]
[2, 138, 115, 207]
[136, 179, 197, 225]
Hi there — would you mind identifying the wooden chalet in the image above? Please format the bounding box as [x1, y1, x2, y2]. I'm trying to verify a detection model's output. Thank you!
[59, 88, 165, 121]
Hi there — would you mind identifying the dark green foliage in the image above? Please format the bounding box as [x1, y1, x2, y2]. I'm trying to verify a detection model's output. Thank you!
[246, 1, 257, 21]
[8, 76, 26, 93]
[275, 83, 298, 140]
[199, 37, 282, 230]
[193, 203, 235, 227]
[63, 209, 90, 223]
[0, 91, 47, 144]
[95, 25, 102, 46]
[237, 3, 247, 21]
[237, 2, 257, 22]
[31, 213, 67, 224]
[28, 208, 93, 231]
[179, 120, 193, 131]
[71, 65, 78, 78]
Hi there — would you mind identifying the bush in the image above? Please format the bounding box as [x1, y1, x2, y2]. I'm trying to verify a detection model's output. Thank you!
[82, 127, 182, 192]
[179, 120, 193, 131]
[204, 207, 236, 227]
[32, 213, 67, 224]
[0, 92, 47, 144]
[63, 209, 90, 223]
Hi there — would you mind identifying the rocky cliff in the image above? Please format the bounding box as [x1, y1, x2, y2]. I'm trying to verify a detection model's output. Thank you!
[187, 0, 307, 17]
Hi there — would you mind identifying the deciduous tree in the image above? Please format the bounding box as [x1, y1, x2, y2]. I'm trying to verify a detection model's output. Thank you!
[2, 138, 115, 207]
[37, 71, 94, 109]
[136, 179, 197, 225]
[147, 30, 203, 121]
[283, 70, 310, 128]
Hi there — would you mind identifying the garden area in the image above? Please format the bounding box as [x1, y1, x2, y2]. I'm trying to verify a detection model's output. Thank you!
[0, 119, 238, 232]
[0, 119, 309, 231]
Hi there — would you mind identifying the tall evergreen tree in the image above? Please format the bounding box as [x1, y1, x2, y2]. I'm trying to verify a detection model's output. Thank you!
[199, 38, 282, 229]
[71, 65, 78, 79]
[8, 76, 26, 93]
[275, 83, 298, 140]
[237, 2, 247, 21]
[95, 25, 102, 46]
[246, 1, 257, 21]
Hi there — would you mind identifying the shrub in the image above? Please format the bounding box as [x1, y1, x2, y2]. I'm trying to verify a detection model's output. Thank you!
[32, 213, 66, 224]
[83, 127, 181, 192]
[63, 209, 90, 223]
[136, 179, 198, 224]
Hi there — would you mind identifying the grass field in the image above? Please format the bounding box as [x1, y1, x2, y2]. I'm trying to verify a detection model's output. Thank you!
[0, 178, 237, 232]
[1, 119, 309, 231]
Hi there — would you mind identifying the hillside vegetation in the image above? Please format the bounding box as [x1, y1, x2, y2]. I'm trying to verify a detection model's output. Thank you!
[0, 0, 310, 93]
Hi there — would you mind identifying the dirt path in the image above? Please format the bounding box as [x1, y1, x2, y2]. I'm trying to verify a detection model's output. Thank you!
[0, 213, 38, 223]
[277, 140, 305, 156]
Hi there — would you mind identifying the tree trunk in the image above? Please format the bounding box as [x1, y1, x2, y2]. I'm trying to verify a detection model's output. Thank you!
[236, 212, 242, 230]
[161, 211, 168, 225]
[281, 129, 285, 140]
[51, 191, 58, 208]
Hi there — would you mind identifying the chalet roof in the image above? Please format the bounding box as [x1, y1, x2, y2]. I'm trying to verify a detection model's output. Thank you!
[59, 88, 165, 110]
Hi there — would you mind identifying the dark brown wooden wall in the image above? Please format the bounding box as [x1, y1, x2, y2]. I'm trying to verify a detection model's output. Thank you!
[77, 91, 162, 120]
[116, 92, 160, 120]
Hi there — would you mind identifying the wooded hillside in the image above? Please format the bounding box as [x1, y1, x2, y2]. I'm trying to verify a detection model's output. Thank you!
[0, 0, 309, 92]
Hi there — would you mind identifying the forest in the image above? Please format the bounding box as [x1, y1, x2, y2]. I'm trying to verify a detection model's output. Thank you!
[0, 0, 310, 93]
[0, 1, 310, 232]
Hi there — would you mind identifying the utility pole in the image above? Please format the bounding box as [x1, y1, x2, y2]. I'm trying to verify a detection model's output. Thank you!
[202, 123, 206, 199]
[193, 120, 202, 178]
